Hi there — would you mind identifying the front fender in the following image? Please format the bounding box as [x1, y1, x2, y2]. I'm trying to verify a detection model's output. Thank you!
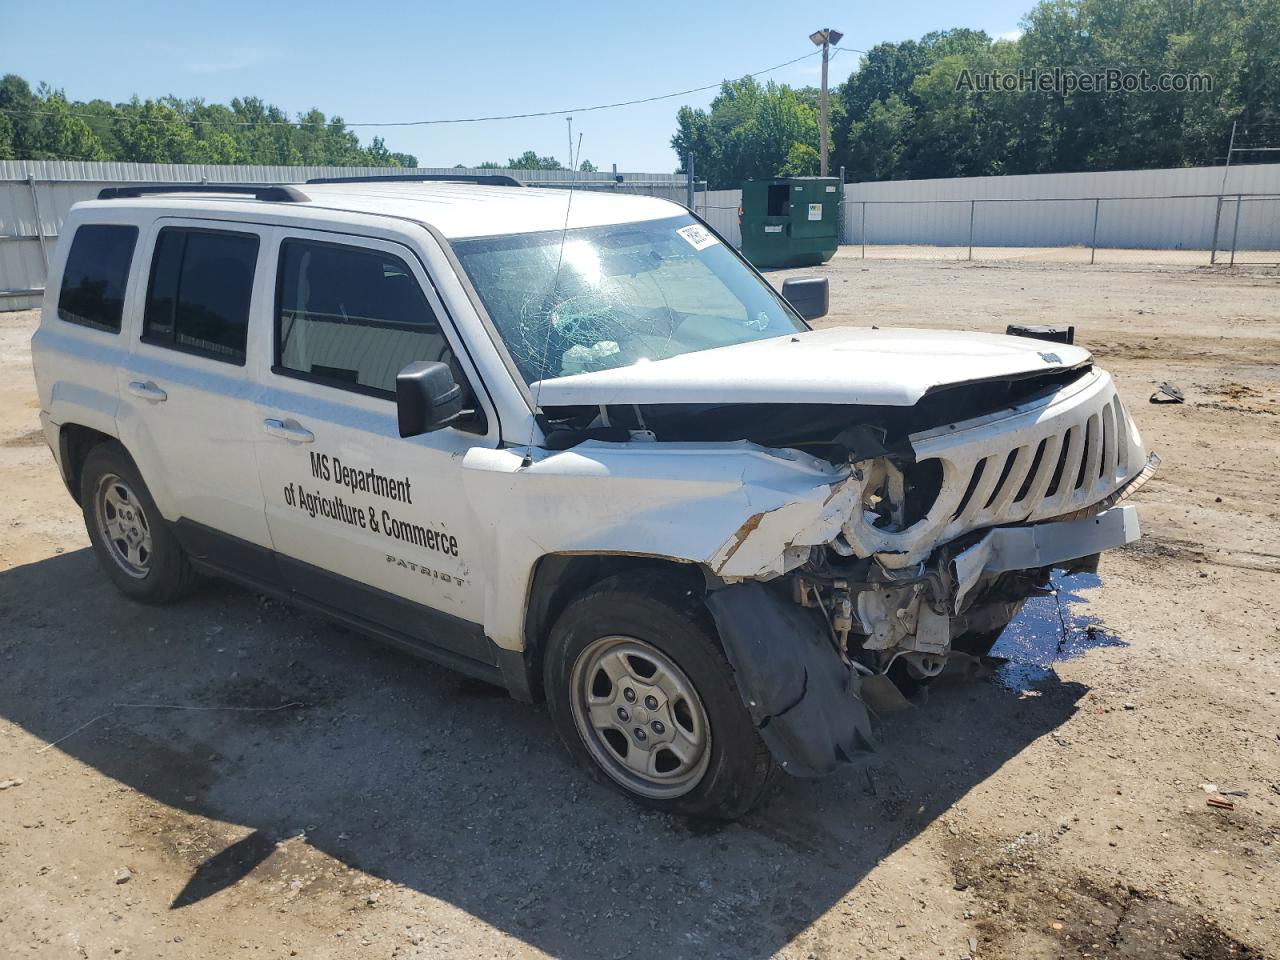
[459, 441, 852, 650]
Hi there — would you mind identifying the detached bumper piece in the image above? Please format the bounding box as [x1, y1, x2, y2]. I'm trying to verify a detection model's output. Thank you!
[950, 504, 1141, 612]
[706, 582, 876, 778]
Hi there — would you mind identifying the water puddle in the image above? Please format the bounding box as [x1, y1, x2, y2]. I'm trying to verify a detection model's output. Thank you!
[989, 572, 1126, 692]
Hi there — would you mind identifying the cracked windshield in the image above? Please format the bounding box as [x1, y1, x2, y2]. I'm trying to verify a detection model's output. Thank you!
[452, 215, 807, 384]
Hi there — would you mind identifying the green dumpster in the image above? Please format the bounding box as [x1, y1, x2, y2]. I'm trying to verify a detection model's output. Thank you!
[739, 177, 841, 268]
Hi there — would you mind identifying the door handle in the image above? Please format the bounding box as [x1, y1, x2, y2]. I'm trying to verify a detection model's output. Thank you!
[127, 380, 167, 402]
[263, 418, 315, 443]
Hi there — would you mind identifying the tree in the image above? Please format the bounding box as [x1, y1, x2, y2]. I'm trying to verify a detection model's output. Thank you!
[671, 77, 821, 187]
[777, 142, 819, 176]
[0, 72, 418, 166]
[686, 1, 1277, 182]
[578, 159, 598, 172]
[507, 150, 563, 170]
[29, 92, 107, 160]
[0, 112, 13, 160]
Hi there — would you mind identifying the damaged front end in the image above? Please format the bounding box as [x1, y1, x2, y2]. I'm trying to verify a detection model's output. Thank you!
[698, 366, 1158, 777]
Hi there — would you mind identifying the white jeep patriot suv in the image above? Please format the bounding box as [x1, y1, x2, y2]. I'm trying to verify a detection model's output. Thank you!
[31, 177, 1156, 818]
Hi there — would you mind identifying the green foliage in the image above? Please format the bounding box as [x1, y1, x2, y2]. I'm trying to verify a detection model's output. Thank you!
[671, 76, 825, 187]
[778, 142, 820, 176]
[507, 150, 565, 170]
[677, 0, 1279, 183]
[468, 151, 600, 172]
[0, 73, 418, 166]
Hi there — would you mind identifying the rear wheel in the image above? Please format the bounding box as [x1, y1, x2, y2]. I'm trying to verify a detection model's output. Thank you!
[80, 443, 195, 603]
[544, 571, 777, 819]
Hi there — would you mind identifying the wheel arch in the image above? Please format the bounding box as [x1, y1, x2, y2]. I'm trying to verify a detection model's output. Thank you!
[57, 423, 119, 505]
[518, 553, 705, 702]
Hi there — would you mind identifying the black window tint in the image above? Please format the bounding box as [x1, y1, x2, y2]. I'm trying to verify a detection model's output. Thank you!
[57, 224, 138, 332]
[276, 240, 450, 395]
[143, 228, 259, 364]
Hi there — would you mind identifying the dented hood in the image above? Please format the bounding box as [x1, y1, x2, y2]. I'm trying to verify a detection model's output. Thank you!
[532, 326, 1092, 407]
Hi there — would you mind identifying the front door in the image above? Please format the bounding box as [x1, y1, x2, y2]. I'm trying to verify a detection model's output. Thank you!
[251, 229, 492, 664]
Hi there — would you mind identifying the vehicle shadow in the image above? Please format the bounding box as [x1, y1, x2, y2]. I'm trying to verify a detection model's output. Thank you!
[0, 549, 1087, 959]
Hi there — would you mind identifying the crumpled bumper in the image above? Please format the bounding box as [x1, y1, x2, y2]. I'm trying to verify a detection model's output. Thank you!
[706, 504, 1143, 779]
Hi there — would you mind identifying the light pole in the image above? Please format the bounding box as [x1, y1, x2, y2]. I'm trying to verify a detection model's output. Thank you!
[809, 28, 843, 177]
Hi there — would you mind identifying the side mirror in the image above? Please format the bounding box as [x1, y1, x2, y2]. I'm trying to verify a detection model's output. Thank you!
[396, 361, 463, 437]
[781, 276, 829, 320]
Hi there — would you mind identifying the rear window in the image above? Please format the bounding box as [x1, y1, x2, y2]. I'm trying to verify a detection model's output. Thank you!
[143, 227, 259, 364]
[57, 224, 139, 332]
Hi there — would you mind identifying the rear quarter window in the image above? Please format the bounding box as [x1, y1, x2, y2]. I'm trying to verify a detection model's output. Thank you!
[57, 224, 139, 333]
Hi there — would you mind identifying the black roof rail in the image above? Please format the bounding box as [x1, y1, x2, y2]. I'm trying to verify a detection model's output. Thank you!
[96, 184, 310, 202]
[305, 173, 523, 187]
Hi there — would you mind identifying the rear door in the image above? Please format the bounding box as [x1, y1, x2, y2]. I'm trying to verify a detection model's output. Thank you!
[251, 228, 494, 664]
[115, 218, 278, 582]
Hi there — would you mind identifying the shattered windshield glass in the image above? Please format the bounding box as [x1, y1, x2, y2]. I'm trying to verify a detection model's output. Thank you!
[452, 215, 808, 384]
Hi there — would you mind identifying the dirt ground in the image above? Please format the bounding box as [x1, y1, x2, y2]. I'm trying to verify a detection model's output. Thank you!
[1, 253, 1278, 960]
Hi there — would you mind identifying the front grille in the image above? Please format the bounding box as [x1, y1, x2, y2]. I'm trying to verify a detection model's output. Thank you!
[840, 369, 1146, 568]
[940, 391, 1130, 537]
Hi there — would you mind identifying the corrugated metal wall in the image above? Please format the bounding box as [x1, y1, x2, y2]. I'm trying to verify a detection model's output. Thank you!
[5, 161, 1278, 311]
[699, 189, 743, 247]
[840, 163, 1280, 250]
[0, 162, 693, 311]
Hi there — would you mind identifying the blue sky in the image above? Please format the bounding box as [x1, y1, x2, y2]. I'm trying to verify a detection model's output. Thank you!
[4, 0, 1030, 171]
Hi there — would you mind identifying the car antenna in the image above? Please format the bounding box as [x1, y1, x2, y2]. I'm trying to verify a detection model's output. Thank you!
[522, 130, 584, 469]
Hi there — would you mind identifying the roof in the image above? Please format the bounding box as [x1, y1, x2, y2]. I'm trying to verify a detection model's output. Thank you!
[82, 181, 688, 240]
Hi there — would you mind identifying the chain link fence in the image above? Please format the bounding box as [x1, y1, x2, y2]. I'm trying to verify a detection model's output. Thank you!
[841, 193, 1280, 267]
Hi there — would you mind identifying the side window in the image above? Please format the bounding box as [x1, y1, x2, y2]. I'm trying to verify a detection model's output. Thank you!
[274, 239, 452, 396]
[57, 224, 139, 333]
[142, 227, 260, 364]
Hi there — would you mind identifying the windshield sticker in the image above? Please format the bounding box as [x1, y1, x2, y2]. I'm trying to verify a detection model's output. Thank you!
[808, 203, 823, 221]
[676, 223, 719, 251]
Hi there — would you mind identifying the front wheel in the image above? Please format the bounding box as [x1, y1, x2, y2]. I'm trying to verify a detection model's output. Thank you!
[544, 571, 778, 819]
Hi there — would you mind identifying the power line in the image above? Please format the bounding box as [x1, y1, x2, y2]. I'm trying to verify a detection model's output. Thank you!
[0, 50, 824, 131]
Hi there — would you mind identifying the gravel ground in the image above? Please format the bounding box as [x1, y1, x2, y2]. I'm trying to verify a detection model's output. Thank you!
[1, 253, 1278, 959]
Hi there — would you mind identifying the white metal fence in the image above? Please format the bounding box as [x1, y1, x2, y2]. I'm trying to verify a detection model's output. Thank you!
[697, 163, 1280, 267]
[0, 161, 697, 311]
[5, 161, 1279, 312]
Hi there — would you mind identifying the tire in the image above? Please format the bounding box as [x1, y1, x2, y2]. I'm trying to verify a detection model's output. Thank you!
[80, 442, 195, 604]
[544, 570, 778, 820]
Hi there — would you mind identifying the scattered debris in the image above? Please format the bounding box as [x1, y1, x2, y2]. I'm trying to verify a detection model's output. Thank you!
[0, 777, 24, 789]
[1150, 381, 1185, 404]
[113, 868, 132, 884]
[1201, 783, 1218, 793]
[1220, 788, 1249, 797]
[1206, 797, 1235, 811]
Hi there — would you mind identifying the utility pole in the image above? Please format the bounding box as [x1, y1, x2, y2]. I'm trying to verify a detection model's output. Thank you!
[810, 28, 843, 177]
